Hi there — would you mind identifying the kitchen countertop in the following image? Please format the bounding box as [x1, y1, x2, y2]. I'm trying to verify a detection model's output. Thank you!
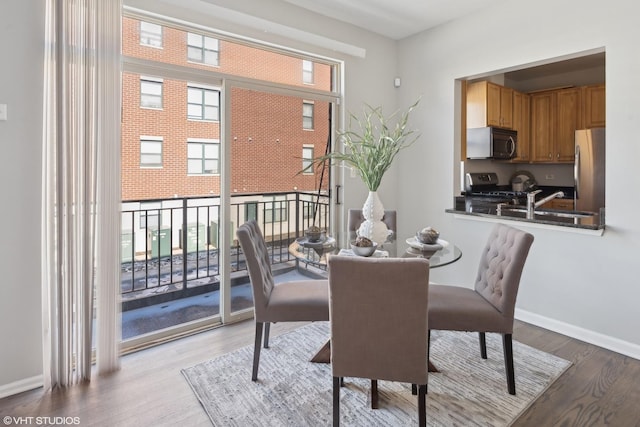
[448, 187, 604, 230]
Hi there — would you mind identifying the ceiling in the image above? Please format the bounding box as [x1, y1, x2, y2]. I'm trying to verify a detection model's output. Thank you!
[282, 0, 507, 40]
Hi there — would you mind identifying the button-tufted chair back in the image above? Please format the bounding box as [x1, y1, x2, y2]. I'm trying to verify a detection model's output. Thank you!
[236, 220, 275, 318]
[474, 223, 534, 322]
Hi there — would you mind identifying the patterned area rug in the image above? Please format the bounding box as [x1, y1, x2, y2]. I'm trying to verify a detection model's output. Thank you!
[182, 322, 570, 426]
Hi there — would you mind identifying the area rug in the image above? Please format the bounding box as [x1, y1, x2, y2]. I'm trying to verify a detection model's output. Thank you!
[182, 322, 571, 426]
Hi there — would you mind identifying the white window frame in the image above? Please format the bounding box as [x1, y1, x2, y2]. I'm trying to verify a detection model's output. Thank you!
[187, 83, 220, 121]
[140, 77, 163, 109]
[303, 100, 314, 130]
[140, 21, 162, 48]
[302, 144, 314, 174]
[302, 60, 314, 84]
[265, 196, 288, 223]
[140, 136, 163, 168]
[187, 138, 220, 175]
[187, 32, 220, 66]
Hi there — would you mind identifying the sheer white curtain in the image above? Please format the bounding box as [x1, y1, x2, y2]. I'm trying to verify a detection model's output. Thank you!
[42, 0, 122, 389]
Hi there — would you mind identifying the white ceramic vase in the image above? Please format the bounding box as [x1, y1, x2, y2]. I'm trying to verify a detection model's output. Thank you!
[358, 191, 390, 244]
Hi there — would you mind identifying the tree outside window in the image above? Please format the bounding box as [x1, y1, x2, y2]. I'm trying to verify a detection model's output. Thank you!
[187, 33, 220, 66]
[187, 139, 220, 174]
[187, 85, 220, 121]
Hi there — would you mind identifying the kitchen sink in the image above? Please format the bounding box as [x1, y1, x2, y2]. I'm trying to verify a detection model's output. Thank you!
[499, 207, 594, 218]
[496, 206, 598, 224]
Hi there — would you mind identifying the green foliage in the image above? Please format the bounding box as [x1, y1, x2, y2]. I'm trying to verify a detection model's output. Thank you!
[303, 99, 420, 191]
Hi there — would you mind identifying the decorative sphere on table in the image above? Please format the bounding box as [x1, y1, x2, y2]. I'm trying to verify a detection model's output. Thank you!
[416, 227, 440, 244]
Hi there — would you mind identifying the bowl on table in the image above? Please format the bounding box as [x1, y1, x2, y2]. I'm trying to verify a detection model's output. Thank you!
[305, 227, 324, 242]
[350, 241, 378, 257]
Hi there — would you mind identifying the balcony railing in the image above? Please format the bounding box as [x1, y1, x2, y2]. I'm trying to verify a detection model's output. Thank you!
[120, 191, 330, 310]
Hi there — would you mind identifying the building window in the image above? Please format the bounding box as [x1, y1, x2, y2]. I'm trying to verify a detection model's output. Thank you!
[187, 85, 220, 121]
[265, 198, 288, 223]
[302, 145, 314, 174]
[187, 139, 220, 174]
[140, 78, 163, 109]
[140, 21, 162, 48]
[303, 101, 314, 130]
[140, 203, 161, 229]
[245, 202, 258, 222]
[303, 202, 317, 219]
[302, 60, 314, 84]
[187, 33, 220, 66]
[140, 137, 163, 168]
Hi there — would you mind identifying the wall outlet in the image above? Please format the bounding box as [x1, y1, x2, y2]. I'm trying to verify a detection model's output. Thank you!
[545, 174, 555, 180]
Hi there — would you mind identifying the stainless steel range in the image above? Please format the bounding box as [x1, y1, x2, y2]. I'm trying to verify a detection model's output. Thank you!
[463, 172, 528, 214]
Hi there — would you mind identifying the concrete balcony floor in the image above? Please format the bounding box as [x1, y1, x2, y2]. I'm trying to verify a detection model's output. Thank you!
[121, 265, 326, 340]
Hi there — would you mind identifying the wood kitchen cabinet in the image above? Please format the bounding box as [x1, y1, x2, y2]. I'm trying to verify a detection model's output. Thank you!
[530, 91, 555, 162]
[467, 81, 513, 129]
[530, 88, 580, 163]
[541, 198, 575, 210]
[511, 90, 530, 162]
[582, 84, 606, 128]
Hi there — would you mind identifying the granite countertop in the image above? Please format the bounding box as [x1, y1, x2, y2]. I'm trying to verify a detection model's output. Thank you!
[448, 187, 604, 230]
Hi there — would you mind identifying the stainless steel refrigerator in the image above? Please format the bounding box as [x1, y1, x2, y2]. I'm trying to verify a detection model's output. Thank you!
[574, 128, 605, 212]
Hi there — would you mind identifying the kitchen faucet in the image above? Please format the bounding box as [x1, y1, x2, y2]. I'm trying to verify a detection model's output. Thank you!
[526, 189, 565, 218]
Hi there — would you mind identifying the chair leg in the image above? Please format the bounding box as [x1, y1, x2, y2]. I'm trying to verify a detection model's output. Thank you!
[333, 376, 341, 426]
[418, 384, 427, 427]
[251, 322, 263, 381]
[479, 332, 487, 359]
[411, 384, 417, 395]
[371, 379, 379, 409]
[263, 322, 271, 348]
[503, 333, 516, 395]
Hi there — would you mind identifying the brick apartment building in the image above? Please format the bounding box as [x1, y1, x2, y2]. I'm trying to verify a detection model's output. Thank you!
[121, 17, 332, 201]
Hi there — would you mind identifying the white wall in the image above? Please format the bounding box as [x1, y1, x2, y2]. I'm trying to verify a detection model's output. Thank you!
[0, 0, 399, 395]
[3, 0, 638, 397]
[396, 0, 640, 355]
[0, 1, 45, 394]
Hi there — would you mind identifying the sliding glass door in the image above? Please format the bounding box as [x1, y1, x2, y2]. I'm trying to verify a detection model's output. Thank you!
[221, 82, 336, 323]
[120, 11, 341, 349]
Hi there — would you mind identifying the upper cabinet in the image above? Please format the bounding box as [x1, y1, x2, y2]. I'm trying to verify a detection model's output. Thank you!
[511, 90, 530, 162]
[530, 88, 581, 163]
[465, 80, 605, 164]
[467, 81, 513, 129]
[582, 84, 606, 128]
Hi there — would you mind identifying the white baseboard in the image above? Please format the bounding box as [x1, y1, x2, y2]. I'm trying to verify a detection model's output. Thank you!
[515, 308, 640, 360]
[0, 375, 43, 399]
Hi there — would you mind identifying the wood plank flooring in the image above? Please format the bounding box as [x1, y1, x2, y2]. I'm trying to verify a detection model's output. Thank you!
[1, 319, 639, 426]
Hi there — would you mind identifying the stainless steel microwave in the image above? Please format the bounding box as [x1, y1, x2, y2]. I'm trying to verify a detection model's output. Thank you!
[466, 127, 517, 160]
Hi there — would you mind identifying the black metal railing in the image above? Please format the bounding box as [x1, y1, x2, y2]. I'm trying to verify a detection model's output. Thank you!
[120, 191, 329, 308]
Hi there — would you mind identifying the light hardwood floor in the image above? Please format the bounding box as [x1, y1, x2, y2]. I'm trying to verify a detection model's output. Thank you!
[1, 319, 639, 426]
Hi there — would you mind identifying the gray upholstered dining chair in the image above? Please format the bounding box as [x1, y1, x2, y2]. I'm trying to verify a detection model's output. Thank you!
[236, 220, 329, 381]
[328, 256, 430, 427]
[428, 223, 534, 395]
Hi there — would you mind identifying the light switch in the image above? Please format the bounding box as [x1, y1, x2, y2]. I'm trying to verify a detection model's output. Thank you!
[0, 104, 7, 121]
